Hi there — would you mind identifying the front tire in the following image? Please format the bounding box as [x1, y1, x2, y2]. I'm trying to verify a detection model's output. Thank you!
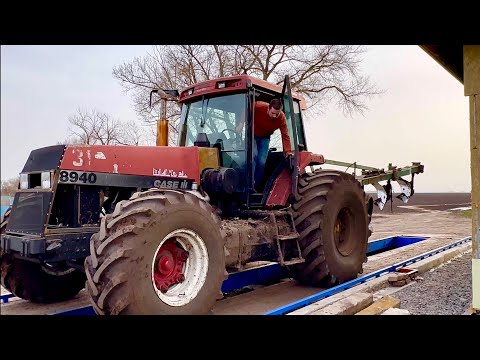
[85, 189, 226, 315]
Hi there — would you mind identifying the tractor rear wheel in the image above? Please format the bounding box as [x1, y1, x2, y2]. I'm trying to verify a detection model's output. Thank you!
[291, 169, 370, 286]
[0, 207, 85, 303]
[85, 189, 226, 315]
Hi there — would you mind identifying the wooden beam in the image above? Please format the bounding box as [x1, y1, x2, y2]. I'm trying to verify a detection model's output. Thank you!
[464, 45, 480, 311]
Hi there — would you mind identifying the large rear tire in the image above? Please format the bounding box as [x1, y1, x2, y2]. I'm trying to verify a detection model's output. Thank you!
[85, 189, 226, 315]
[0, 207, 85, 303]
[291, 169, 370, 286]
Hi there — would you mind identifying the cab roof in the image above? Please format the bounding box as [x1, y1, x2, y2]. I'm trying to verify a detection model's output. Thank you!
[179, 74, 307, 110]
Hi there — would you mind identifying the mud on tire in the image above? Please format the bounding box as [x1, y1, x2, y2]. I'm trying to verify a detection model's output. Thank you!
[291, 169, 370, 286]
[85, 189, 226, 315]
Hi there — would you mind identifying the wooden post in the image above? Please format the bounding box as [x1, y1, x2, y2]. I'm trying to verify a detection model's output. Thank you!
[464, 45, 480, 312]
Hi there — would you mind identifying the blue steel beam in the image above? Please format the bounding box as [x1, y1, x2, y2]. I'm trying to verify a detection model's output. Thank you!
[221, 263, 289, 293]
[48, 306, 96, 315]
[0, 293, 15, 303]
[264, 236, 471, 315]
[367, 236, 427, 254]
[222, 236, 428, 294]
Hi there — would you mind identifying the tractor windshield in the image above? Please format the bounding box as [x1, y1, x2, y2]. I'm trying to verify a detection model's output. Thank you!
[180, 93, 246, 152]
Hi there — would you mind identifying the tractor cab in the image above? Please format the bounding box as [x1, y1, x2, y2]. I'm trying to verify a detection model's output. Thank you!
[177, 75, 309, 210]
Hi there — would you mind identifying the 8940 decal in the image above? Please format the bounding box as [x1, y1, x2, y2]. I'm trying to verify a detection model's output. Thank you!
[59, 171, 97, 184]
[57, 171, 194, 188]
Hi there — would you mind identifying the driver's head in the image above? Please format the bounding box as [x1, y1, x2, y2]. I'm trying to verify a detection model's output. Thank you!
[267, 99, 283, 119]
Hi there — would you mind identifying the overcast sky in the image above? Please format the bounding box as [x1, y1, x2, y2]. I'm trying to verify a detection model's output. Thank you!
[1, 45, 471, 193]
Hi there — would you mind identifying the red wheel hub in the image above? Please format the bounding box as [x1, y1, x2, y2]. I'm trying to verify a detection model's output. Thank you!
[153, 239, 189, 293]
[158, 255, 174, 275]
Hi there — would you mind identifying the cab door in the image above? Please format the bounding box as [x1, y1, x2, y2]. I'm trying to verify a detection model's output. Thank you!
[280, 75, 299, 196]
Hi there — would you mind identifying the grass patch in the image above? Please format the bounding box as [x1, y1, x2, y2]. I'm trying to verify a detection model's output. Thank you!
[460, 209, 472, 218]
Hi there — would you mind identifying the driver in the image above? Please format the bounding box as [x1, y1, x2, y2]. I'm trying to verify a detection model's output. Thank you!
[236, 98, 291, 191]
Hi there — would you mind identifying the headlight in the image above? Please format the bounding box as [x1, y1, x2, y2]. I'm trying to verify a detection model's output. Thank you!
[41, 172, 51, 189]
[20, 173, 28, 189]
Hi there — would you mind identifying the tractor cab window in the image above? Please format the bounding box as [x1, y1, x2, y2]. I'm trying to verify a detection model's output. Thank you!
[181, 93, 247, 175]
[293, 100, 306, 150]
[182, 93, 246, 153]
[269, 99, 305, 152]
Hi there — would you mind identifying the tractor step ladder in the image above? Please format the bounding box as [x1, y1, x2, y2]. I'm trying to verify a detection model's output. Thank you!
[271, 211, 305, 266]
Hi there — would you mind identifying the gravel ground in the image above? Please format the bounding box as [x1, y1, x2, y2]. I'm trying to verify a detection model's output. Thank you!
[393, 251, 472, 315]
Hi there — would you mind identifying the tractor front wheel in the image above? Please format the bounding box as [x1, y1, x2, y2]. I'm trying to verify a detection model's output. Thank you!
[85, 189, 226, 315]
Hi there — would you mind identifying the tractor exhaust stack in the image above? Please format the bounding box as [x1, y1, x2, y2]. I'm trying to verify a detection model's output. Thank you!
[149, 89, 180, 147]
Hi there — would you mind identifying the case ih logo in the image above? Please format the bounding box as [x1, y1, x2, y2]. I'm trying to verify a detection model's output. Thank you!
[153, 179, 192, 189]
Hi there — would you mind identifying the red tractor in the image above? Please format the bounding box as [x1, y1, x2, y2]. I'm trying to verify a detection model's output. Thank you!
[1, 75, 423, 314]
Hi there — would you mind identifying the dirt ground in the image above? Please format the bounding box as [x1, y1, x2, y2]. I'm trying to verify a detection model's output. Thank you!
[370, 192, 471, 214]
[369, 192, 471, 239]
[368, 192, 473, 315]
[1, 192, 474, 315]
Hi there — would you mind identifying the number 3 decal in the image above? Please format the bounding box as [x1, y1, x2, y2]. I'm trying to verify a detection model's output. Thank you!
[72, 149, 84, 167]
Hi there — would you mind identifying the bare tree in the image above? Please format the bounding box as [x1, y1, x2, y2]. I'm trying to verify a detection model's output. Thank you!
[66, 108, 145, 146]
[1, 177, 19, 197]
[236, 45, 383, 116]
[113, 45, 382, 143]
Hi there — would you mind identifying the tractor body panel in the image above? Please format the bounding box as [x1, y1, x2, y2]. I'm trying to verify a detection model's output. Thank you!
[266, 151, 325, 207]
[60, 145, 203, 183]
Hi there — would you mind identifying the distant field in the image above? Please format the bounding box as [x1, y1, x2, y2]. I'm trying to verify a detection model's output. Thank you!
[369, 192, 471, 214]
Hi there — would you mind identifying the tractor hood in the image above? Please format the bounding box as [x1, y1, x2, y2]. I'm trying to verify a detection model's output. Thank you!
[21, 145, 67, 173]
[60, 145, 208, 183]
